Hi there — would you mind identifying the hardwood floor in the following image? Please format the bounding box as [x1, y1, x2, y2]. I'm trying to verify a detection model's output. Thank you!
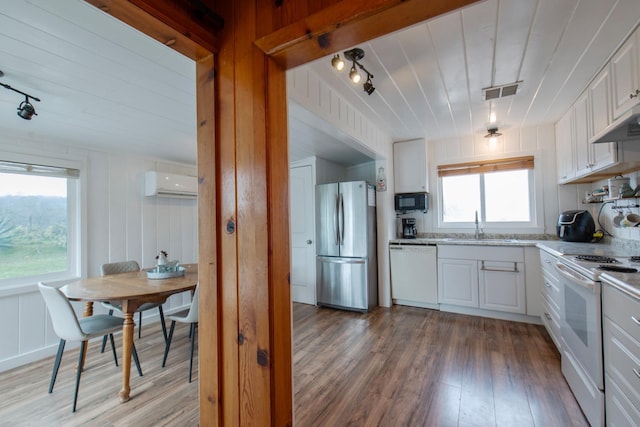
[293, 304, 588, 427]
[0, 304, 587, 426]
[0, 321, 199, 426]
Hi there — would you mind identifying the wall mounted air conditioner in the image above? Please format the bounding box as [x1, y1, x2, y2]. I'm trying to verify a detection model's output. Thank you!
[145, 171, 198, 199]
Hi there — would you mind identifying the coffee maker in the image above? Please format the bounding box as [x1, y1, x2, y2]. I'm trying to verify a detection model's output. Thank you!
[401, 218, 417, 239]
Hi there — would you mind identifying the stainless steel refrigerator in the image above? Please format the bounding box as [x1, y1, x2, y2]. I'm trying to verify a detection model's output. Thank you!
[315, 181, 378, 312]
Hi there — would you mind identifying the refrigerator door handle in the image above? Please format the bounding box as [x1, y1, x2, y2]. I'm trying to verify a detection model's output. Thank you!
[334, 194, 340, 246]
[339, 192, 345, 246]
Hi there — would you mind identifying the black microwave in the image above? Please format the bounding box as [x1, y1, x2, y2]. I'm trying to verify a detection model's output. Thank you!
[395, 192, 428, 213]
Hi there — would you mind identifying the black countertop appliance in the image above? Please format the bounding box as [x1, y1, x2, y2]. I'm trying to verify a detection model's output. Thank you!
[557, 210, 596, 242]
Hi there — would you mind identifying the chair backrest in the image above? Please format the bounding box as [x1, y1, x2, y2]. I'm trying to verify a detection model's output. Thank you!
[38, 282, 86, 342]
[101, 260, 140, 276]
[184, 285, 199, 323]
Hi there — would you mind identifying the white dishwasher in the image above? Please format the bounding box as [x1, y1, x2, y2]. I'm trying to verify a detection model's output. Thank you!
[389, 242, 439, 309]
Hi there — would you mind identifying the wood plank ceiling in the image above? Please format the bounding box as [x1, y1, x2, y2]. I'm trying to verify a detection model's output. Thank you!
[0, 0, 639, 165]
[305, 0, 640, 144]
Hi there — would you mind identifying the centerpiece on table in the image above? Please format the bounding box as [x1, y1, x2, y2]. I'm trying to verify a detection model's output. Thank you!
[146, 250, 185, 279]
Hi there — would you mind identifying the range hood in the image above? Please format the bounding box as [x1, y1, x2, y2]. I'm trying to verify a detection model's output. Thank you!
[591, 103, 640, 144]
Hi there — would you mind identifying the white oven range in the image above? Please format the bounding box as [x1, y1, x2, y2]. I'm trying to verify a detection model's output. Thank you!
[555, 254, 640, 427]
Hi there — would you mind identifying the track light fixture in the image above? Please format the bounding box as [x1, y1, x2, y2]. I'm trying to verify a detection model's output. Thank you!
[331, 48, 376, 95]
[0, 74, 41, 120]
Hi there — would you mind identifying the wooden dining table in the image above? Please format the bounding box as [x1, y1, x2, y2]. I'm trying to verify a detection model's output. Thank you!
[60, 264, 198, 402]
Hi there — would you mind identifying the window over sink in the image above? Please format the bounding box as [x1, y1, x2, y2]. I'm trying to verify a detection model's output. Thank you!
[438, 156, 535, 227]
[0, 158, 81, 287]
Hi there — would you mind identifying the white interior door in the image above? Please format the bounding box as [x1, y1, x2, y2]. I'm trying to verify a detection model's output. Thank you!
[290, 165, 316, 304]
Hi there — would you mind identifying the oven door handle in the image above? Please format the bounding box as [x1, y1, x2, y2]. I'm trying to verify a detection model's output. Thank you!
[555, 262, 598, 292]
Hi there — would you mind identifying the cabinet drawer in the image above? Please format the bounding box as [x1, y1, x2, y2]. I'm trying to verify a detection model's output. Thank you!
[604, 316, 640, 408]
[603, 284, 640, 342]
[541, 270, 561, 309]
[438, 245, 523, 261]
[606, 373, 640, 427]
[539, 250, 560, 279]
[541, 293, 561, 351]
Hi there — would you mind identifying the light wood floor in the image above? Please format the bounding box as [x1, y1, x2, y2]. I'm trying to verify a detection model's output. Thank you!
[0, 304, 587, 426]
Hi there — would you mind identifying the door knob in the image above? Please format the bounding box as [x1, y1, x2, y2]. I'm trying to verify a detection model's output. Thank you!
[306, 240, 312, 244]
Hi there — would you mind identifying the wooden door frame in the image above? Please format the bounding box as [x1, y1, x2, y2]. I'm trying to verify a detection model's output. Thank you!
[83, 1, 480, 425]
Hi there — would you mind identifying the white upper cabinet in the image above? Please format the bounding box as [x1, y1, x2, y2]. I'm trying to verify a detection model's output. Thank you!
[555, 109, 575, 183]
[393, 139, 428, 193]
[587, 70, 618, 172]
[574, 92, 591, 177]
[611, 29, 640, 119]
[590, 68, 613, 137]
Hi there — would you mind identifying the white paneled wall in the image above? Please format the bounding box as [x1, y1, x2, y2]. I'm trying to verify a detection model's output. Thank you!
[288, 67, 391, 158]
[426, 125, 558, 235]
[0, 137, 197, 372]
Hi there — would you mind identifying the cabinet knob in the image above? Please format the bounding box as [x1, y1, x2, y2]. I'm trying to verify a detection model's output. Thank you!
[306, 240, 313, 245]
[631, 89, 640, 99]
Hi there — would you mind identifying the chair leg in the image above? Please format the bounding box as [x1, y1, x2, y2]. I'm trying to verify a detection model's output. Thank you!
[162, 321, 177, 368]
[188, 323, 196, 383]
[158, 305, 168, 344]
[132, 343, 143, 377]
[109, 334, 118, 366]
[72, 341, 87, 413]
[100, 309, 114, 353]
[138, 311, 143, 339]
[49, 339, 66, 393]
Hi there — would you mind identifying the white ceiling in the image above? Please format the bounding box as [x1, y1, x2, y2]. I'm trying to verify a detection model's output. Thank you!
[1, 0, 640, 167]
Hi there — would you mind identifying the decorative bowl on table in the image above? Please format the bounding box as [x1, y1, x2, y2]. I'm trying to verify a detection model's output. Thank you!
[146, 262, 185, 279]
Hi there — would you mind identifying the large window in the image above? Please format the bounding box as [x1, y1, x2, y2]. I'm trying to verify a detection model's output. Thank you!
[438, 156, 534, 226]
[0, 160, 80, 286]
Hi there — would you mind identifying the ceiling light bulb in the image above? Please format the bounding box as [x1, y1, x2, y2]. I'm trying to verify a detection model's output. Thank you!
[349, 65, 361, 83]
[331, 54, 345, 71]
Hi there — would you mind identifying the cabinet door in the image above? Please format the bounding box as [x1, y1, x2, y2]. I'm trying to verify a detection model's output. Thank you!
[574, 92, 591, 176]
[393, 139, 427, 193]
[437, 258, 477, 307]
[555, 110, 575, 183]
[589, 68, 612, 137]
[478, 261, 525, 314]
[611, 32, 639, 119]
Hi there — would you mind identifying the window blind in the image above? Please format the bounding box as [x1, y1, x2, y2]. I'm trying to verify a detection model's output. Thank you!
[0, 160, 80, 178]
[437, 155, 534, 177]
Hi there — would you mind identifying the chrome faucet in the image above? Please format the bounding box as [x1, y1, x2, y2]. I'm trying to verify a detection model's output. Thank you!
[474, 210, 484, 239]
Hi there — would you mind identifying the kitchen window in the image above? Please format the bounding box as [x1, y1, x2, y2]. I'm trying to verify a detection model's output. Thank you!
[438, 156, 535, 226]
[0, 159, 81, 287]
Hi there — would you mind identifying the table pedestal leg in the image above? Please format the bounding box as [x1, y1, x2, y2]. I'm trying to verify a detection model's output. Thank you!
[119, 312, 134, 402]
[79, 302, 94, 371]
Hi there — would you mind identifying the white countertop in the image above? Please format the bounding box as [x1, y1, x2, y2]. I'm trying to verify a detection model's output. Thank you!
[535, 240, 632, 258]
[389, 237, 541, 246]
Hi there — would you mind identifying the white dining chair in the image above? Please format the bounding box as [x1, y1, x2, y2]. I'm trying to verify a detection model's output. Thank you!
[38, 282, 143, 412]
[99, 260, 168, 353]
[162, 285, 199, 382]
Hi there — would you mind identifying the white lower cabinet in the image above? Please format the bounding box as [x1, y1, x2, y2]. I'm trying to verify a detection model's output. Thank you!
[437, 245, 525, 316]
[539, 249, 563, 351]
[602, 283, 640, 426]
[437, 258, 478, 307]
[478, 260, 525, 313]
